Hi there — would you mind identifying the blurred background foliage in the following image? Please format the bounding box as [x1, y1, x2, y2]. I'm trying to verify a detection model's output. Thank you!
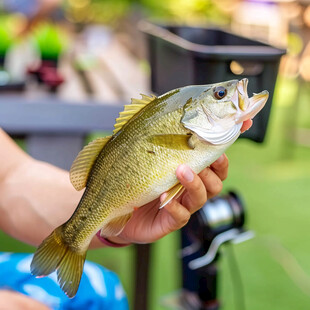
[63, 0, 131, 25]
[33, 23, 68, 60]
[63, 0, 231, 25]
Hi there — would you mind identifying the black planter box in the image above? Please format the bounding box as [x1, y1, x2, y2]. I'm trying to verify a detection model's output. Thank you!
[141, 22, 286, 143]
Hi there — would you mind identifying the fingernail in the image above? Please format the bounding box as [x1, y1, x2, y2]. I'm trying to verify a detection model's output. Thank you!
[181, 165, 194, 182]
[215, 154, 224, 164]
[160, 192, 168, 204]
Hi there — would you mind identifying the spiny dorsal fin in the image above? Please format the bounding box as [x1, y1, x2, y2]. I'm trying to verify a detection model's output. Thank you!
[70, 136, 112, 191]
[113, 93, 157, 135]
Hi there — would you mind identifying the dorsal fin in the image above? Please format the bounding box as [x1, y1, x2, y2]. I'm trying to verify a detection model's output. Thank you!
[70, 136, 112, 190]
[113, 93, 156, 135]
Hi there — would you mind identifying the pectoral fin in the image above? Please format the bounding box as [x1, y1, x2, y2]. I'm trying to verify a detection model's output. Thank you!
[99, 213, 133, 237]
[160, 183, 185, 209]
[149, 134, 193, 150]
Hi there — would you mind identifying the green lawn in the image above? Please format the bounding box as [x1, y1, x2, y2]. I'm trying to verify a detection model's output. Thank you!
[1, 77, 310, 309]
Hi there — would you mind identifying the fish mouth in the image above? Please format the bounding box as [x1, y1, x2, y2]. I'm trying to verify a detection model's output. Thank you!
[233, 78, 269, 124]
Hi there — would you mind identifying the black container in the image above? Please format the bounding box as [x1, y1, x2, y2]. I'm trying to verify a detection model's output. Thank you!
[141, 22, 286, 143]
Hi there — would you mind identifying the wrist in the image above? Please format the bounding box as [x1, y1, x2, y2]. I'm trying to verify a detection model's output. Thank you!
[96, 231, 131, 248]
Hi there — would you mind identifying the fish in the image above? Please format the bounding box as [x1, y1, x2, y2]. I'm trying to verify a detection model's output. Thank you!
[30, 78, 268, 297]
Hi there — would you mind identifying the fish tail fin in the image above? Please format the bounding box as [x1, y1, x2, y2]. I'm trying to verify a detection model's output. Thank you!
[30, 227, 87, 298]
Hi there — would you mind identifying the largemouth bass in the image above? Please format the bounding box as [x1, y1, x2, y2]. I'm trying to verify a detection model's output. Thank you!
[31, 78, 268, 297]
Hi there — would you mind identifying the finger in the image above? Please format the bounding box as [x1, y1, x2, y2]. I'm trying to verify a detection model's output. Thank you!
[162, 199, 191, 231]
[198, 167, 223, 199]
[176, 164, 207, 214]
[210, 154, 229, 181]
[241, 119, 253, 133]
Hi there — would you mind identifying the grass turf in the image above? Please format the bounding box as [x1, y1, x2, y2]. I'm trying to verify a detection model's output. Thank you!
[1, 77, 310, 309]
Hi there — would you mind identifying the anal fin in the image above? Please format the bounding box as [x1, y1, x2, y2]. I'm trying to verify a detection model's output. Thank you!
[99, 213, 133, 237]
[160, 183, 185, 209]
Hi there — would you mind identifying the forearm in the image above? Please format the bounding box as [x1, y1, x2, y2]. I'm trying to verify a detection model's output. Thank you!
[0, 130, 82, 246]
[0, 158, 83, 246]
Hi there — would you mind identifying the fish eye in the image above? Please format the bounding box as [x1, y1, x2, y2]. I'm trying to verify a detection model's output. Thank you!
[213, 86, 227, 100]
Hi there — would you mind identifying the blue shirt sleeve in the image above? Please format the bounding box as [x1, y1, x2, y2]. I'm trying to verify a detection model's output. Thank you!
[0, 252, 129, 310]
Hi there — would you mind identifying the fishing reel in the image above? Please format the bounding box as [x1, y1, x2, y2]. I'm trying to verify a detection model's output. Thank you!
[182, 191, 253, 269]
[179, 191, 254, 310]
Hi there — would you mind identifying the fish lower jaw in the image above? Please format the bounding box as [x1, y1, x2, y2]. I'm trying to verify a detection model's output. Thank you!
[235, 90, 269, 124]
[234, 112, 249, 124]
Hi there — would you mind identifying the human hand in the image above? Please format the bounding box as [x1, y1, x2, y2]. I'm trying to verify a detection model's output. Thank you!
[241, 119, 252, 133]
[0, 290, 49, 310]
